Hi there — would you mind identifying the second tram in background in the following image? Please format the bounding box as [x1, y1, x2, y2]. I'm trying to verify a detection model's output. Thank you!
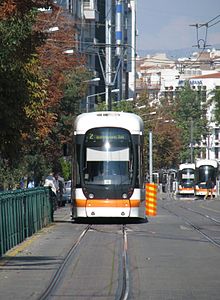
[177, 163, 195, 196]
[194, 159, 219, 197]
[71, 111, 145, 219]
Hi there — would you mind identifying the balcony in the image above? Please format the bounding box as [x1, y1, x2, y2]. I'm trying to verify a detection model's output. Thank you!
[136, 79, 161, 91]
[83, 0, 99, 21]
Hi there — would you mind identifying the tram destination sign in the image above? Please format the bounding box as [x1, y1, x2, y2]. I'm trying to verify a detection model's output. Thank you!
[87, 133, 126, 141]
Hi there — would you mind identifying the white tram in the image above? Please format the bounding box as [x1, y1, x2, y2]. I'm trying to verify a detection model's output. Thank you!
[177, 163, 195, 195]
[195, 159, 219, 197]
[72, 111, 145, 218]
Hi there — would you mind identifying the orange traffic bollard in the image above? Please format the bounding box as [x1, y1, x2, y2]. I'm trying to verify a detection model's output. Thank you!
[145, 183, 157, 216]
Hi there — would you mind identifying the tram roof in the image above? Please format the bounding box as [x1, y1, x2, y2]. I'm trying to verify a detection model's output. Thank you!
[195, 159, 219, 167]
[179, 163, 195, 170]
[74, 111, 144, 134]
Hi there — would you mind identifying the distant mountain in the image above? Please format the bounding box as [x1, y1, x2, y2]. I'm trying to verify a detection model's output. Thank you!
[137, 44, 220, 59]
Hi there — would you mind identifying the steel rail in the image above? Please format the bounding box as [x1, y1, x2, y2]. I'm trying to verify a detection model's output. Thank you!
[119, 224, 130, 300]
[38, 225, 91, 300]
[177, 204, 220, 225]
[161, 205, 220, 249]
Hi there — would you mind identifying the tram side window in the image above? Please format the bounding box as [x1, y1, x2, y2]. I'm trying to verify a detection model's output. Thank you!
[134, 144, 140, 187]
[75, 144, 81, 187]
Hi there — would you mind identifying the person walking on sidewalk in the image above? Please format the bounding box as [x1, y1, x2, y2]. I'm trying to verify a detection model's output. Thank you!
[204, 177, 215, 200]
[44, 173, 58, 220]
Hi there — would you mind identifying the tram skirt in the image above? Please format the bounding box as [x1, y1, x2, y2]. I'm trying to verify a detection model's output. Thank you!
[145, 183, 157, 216]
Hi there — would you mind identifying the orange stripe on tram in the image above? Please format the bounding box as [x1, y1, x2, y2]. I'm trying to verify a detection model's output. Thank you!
[75, 199, 140, 208]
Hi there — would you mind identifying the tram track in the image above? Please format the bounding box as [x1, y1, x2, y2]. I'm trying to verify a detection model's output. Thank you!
[38, 223, 130, 300]
[177, 204, 220, 225]
[160, 203, 220, 249]
[120, 224, 129, 300]
[38, 224, 91, 300]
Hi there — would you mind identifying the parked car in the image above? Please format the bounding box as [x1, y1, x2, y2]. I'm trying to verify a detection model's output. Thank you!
[63, 180, 71, 203]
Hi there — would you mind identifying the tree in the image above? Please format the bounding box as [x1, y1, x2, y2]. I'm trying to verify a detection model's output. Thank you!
[151, 119, 182, 169]
[173, 81, 207, 162]
[58, 67, 92, 146]
[212, 88, 220, 124]
[0, 1, 89, 186]
[134, 91, 182, 171]
[32, 6, 88, 167]
[0, 0, 53, 162]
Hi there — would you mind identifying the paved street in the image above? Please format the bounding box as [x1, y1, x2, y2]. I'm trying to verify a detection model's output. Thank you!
[0, 196, 220, 299]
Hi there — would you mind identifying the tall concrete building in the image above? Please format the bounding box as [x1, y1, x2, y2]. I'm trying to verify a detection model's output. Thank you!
[55, 0, 137, 110]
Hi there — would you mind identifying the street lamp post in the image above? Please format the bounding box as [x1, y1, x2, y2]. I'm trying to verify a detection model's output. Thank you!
[190, 118, 194, 163]
[139, 111, 157, 183]
[86, 88, 119, 112]
[149, 131, 153, 183]
[144, 112, 172, 183]
[86, 91, 106, 113]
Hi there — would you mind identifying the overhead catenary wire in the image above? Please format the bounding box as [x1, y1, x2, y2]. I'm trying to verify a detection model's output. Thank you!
[198, 14, 220, 28]
[191, 13, 220, 49]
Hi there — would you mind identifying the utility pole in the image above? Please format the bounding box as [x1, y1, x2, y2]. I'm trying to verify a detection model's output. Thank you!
[115, 0, 123, 101]
[149, 131, 153, 183]
[190, 118, 194, 163]
[105, 0, 112, 110]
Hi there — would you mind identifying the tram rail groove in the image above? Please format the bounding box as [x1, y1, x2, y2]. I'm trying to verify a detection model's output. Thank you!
[38, 223, 130, 300]
[119, 224, 130, 300]
[38, 225, 91, 300]
[161, 204, 220, 249]
[177, 204, 220, 225]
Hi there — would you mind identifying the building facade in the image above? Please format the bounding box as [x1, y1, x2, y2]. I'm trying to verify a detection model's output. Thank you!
[136, 50, 220, 162]
[55, 0, 137, 110]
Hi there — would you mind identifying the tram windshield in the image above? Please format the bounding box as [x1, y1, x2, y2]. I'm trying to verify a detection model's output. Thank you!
[82, 127, 133, 186]
[180, 168, 195, 186]
[198, 165, 216, 183]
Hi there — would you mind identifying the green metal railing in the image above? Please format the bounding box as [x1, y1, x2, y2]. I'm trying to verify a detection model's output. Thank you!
[0, 187, 53, 257]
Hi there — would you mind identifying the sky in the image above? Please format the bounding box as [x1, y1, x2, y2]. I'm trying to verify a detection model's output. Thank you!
[136, 0, 220, 53]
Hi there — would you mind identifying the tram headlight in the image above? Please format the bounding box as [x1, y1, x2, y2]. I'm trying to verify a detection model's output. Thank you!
[88, 193, 94, 199]
[122, 193, 128, 199]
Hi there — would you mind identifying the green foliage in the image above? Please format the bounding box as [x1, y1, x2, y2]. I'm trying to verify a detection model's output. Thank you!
[0, 1, 86, 188]
[173, 81, 207, 162]
[59, 157, 71, 181]
[134, 90, 182, 171]
[0, 4, 46, 162]
[0, 154, 51, 190]
[212, 88, 220, 125]
[23, 154, 52, 185]
[96, 95, 134, 112]
[96, 98, 107, 111]
[61, 67, 91, 115]
[112, 99, 134, 112]
[0, 69, 30, 160]
[0, 10, 42, 71]
[55, 67, 91, 151]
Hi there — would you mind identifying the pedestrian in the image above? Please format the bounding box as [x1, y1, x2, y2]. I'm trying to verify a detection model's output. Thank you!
[54, 173, 65, 207]
[204, 177, 214, 200]
[27, 178, 35, 188]
[44, 173, 58, 217]
[19, 178, 25, 189]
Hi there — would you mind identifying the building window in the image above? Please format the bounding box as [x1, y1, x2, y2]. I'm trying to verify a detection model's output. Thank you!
[84, 0, 90, 9]
[215, 147, 219, 159]
[215, 128, 220, 140]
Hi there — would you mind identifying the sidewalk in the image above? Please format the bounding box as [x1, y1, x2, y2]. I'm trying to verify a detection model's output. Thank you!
[53, 203, 72, 222]
[0, 205, 81, 300]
